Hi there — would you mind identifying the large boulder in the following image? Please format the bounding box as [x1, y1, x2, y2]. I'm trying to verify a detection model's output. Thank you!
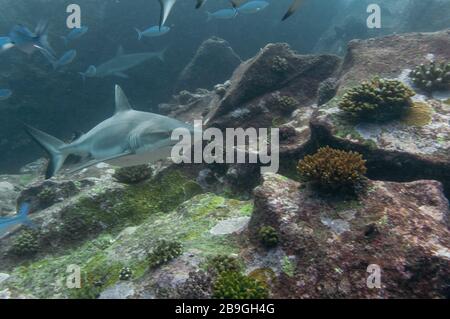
[207, 43, 341, 129]
[249, 173, 450, 298]
[175, 37, 242, 93]
[311, 29, 450, 195]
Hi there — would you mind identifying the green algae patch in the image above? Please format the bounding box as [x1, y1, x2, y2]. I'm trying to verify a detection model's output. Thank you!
[107, 194, 254, 263]
[5, 235, 115, 298]
[59, 171, 203, 241]
[402, 101, 432, 127]
[3, 193, 253, 299]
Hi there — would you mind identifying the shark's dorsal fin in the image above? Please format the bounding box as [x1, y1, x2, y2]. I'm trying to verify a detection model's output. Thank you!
[115, 85, 133, 114]
[116, 46, 124, 57]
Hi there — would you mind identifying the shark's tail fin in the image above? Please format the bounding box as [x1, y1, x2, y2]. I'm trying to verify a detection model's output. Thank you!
[135, 28, 143, 41]
[25, 125, 69, 179]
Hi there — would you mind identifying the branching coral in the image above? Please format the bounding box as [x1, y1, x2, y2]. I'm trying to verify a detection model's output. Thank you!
[212, 271, 269, 299]
[10, 230, 39, 256]
[275, 95, 298, 114]
[206, 255, 242, 277]
[258, 226, 279, 248]
[113, 165, 153, 184]
[298, 147, 367, 192]
[271, 56, 289, 73]
[339, 78, 415, 121]
[148, 239, 183, 268]
[410, 61, 450, 92]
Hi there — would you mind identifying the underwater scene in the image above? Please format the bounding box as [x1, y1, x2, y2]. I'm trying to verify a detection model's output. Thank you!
[0, 0, 449, 300]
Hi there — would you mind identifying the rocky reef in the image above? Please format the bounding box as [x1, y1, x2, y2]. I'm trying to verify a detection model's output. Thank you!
[1, 29, 449, 299]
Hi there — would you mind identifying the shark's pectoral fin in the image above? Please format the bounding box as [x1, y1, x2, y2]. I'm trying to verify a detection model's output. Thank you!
[66, 151, 133, 175]
[114, 72, 129, 79]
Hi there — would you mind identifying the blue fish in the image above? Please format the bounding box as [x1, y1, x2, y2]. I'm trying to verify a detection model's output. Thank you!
[135, 26, 171, 41]
[79, 65, 97, 82]
[7, 21, 56, 59]
[51, 50, 77, 70]
[0, 89, 12, 101]
[237, 0, 269, 14]
[0, 203, 35, 239]
[207, 8, 238, 21]
[61, 26, 88, 46]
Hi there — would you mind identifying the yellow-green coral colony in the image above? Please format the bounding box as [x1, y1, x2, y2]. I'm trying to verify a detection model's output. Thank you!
[258, 226, 279, 248]
[212, 271, 269, 299]
[410, 61, 450, 92]
[148, 239, 183, 268]
[339, 78, 415, 121]
[298, 147, 367, 191]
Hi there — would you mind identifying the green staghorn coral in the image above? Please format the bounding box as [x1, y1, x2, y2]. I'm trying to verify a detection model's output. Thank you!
[339, 78, 415, 121]
[410, 61, 450, 93]
[258, 226, 279, 248]
[148, 239, 183, 268]
[212, 271, 269, 299]
[298, 147, 367, 192]
[10, 230, 39, 256]
[206, 255, 242, 277]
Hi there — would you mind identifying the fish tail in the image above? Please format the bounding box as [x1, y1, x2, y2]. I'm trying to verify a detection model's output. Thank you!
[16, 202, 36, 229]
[157, 47, 168, 62]
[206, 11, 212, 22]
[135, 28, 143, 41]
[24, 125, 70, 179]
[35, 21, 57, 59]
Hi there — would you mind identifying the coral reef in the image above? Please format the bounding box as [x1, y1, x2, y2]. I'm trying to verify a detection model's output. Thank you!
[297, 147, 367, 192]
[410, 61, 450, 92]
[9, 230, 39, 256]
[274, 95, 298, 114]
[317, 78, 339, 106]
[148, 240, 183, 269]
[258, 226, 279, 248]
[212, 271, 269, 299]
[339, 78, 415, 121]
[177, 271, 212, 299]
[113, 165, 153, 184]
[249, 173, 450, 298]
[271, 56, 289, 73]
[206, 255, 242, 277]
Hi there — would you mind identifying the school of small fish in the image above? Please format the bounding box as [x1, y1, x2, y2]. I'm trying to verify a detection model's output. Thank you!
[0, 1, 306, 102]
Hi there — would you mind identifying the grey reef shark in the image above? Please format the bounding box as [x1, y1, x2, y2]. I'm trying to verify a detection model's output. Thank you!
[81, 46, 166, 79]
[25, 85, 198, 179]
